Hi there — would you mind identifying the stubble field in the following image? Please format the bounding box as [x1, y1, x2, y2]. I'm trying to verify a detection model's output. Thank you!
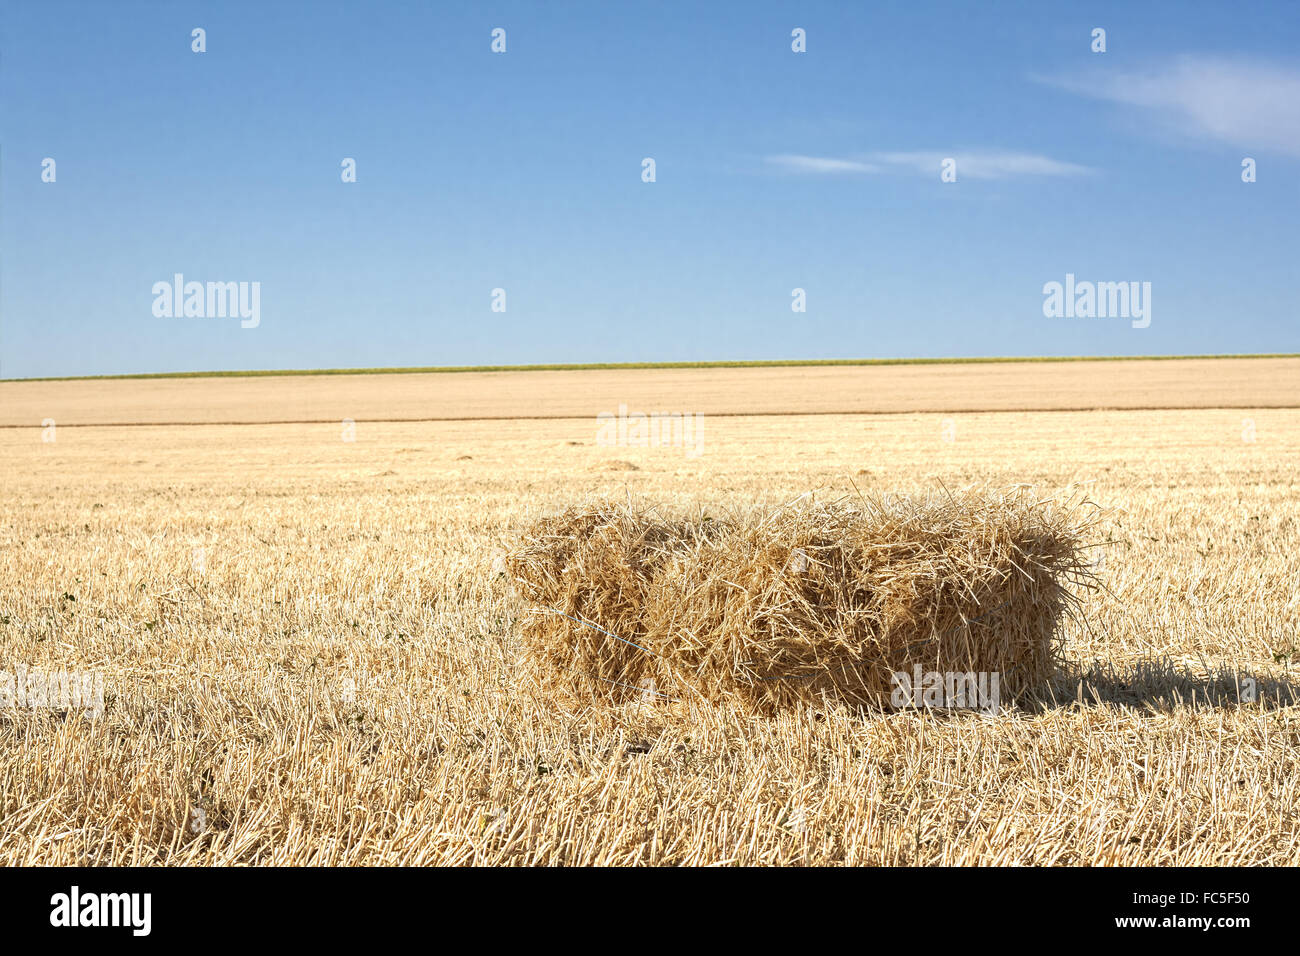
[1, 359, 1298, 864]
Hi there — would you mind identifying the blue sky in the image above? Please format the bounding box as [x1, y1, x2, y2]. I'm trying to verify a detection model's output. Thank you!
[3, 0, 1298, 378]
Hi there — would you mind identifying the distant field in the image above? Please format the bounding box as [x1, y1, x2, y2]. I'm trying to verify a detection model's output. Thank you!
[2, 356, 1299, 427]
[1, 360, 1297, 864]
[11, 353, 1300, 383]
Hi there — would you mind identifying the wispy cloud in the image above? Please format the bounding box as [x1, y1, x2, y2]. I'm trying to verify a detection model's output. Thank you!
[1037, 55, 1300, 157]
[870, 151, 1093, 179]
[764, 154, 879, 174]
[763, 150, 1091, 179]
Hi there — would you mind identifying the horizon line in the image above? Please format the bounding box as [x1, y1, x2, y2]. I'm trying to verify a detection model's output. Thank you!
[3, 352, 1298, 385]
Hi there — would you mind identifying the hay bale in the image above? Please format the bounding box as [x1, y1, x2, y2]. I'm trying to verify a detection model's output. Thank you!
[504, 489, 1098, 711]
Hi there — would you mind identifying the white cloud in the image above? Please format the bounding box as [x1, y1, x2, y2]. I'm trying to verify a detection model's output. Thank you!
[870, 150, 1093, 179]
[764, 154, 879, 174]
[763, 151, 1090, 179]
[1038, 56, 1300, 156]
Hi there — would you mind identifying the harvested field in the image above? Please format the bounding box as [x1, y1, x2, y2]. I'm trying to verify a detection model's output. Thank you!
[2, 355, 1298, 426]
[0, 363, 1298, 865]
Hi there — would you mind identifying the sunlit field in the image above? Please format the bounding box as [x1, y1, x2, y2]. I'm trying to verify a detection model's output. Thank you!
[1, 360, 1297, 864]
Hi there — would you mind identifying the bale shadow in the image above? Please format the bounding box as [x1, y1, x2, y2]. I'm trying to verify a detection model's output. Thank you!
[1024, 657, 1300, 713]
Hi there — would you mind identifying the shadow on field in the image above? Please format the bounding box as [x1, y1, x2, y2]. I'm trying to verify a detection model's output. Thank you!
[1028, 657, 1300, 712]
